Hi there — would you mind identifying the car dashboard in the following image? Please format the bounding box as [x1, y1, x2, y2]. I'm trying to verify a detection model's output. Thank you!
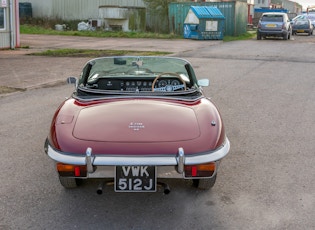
[86, 77, 187, 92]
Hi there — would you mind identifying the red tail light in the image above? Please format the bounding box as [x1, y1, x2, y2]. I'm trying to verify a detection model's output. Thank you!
[184, 162, 216, 178]
[57, 163, 87, 177]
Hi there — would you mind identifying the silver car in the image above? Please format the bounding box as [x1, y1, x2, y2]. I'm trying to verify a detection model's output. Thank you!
[257, 12, 292, 40]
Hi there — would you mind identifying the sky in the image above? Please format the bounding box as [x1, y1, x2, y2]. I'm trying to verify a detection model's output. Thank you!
[292, 0, 315, 10]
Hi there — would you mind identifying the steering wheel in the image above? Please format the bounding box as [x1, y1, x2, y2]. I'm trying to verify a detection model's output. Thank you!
[151, 72, 186, 92]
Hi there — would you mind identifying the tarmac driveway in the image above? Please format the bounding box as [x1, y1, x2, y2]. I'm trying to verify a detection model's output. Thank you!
[0, 34, 221, 90]
[0, 34, 314, 229]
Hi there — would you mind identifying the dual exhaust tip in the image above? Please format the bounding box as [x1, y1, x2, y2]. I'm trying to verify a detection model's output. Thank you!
[96, 181, 171, 195]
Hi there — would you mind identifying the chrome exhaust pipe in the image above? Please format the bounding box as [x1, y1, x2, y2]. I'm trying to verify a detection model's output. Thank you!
[158, 182, 171, 195]
[96, 181, 105, 195]
[163, 183, 171, 195]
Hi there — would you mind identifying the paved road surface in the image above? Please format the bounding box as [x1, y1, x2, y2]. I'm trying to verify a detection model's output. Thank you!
[0, 34, 314, 229]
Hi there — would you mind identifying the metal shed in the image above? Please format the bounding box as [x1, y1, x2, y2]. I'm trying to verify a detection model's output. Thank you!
[184, 6, 225, 40]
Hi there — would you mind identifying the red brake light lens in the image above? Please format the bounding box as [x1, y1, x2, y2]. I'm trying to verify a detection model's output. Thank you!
[184, 162, 216, 178]
[57, 163, 87, 177]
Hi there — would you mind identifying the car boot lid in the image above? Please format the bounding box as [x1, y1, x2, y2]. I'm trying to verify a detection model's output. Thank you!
[73, 100, 200, 142]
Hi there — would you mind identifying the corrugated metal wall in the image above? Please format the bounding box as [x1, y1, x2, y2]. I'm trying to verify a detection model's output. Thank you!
[234, 1, 247, 36]
[146, 10, 169, 34]
[0, 32, 10, 48]
[26, 0, 146, 19]
[22, 0, 247, 35]
[1, 0, 19, 49]
[0, 3, 10, 48]
[169, 2, 248, 36]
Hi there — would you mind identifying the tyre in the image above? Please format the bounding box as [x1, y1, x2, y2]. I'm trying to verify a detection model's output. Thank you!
[59, 176, 79, 188]
[193, 174, 217, 190]
[283, 33, 288, 40]
[257, 33, 262, 40]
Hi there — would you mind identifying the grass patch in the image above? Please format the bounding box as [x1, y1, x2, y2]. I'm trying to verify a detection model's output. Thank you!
[21, 24, 255, 41]
[20, 24, 182, 39]
[29, 49, 172, 57]
[223, 32, 256, 42]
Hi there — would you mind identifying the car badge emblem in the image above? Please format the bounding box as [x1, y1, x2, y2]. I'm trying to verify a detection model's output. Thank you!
[129, 122, 145, 131]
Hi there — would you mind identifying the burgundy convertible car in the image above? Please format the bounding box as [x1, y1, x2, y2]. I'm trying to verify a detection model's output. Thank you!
[44, 56, 230, 194]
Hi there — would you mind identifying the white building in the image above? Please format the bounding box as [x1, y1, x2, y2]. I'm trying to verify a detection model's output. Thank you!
[0, 0, 20, 49]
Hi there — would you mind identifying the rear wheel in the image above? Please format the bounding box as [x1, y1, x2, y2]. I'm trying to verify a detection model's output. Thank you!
[193, 175, 217, 190]
[59, 176, 80, 188]
[257, 33, 262, 40]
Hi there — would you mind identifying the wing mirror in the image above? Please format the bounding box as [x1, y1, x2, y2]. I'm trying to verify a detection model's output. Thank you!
[67, 77, 78, 89]
[198, 79, 210, 87]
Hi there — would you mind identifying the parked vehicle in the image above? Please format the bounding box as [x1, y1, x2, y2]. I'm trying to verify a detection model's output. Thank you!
[291, 15, 307, 21]
[292, 18, 313, 35]
[291, 13, 315, 29]
[44, 56, 230, 194]
[257, 12, 292, 40]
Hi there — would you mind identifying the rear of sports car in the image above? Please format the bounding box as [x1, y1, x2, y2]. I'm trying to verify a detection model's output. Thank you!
[45, 97, 230, 193]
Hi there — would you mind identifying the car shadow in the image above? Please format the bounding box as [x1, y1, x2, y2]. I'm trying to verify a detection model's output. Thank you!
[51, 178, 219, 228]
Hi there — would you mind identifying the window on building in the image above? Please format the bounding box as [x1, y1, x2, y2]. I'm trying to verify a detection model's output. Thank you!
[0, 8, 5, 30]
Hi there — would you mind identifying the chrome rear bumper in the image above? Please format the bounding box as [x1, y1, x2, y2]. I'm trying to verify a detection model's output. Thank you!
[46, 138, 230, 178]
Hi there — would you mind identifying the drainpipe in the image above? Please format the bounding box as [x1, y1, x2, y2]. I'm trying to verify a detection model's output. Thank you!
[9, 0, 15, 49]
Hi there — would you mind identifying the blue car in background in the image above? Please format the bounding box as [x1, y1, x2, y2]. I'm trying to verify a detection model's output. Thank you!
[291, 13, 315, 28]
[292, 18, 313, 36]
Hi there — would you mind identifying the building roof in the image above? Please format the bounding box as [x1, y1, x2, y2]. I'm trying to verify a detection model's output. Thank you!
[190, 6, 225, 19]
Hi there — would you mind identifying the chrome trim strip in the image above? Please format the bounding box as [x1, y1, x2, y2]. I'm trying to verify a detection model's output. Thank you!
[72, 93, 204, 103]
[47, 138, 230, 166]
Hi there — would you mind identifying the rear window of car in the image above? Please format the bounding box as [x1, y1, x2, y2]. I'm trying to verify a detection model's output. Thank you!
[261, 15, 283, 22]
[294, 19, 309, 25]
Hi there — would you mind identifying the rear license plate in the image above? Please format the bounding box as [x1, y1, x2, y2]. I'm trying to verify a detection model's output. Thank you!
[297, 30, 305, 32]
[266, 24, 276, 28]
[115, 166, 156, 192]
